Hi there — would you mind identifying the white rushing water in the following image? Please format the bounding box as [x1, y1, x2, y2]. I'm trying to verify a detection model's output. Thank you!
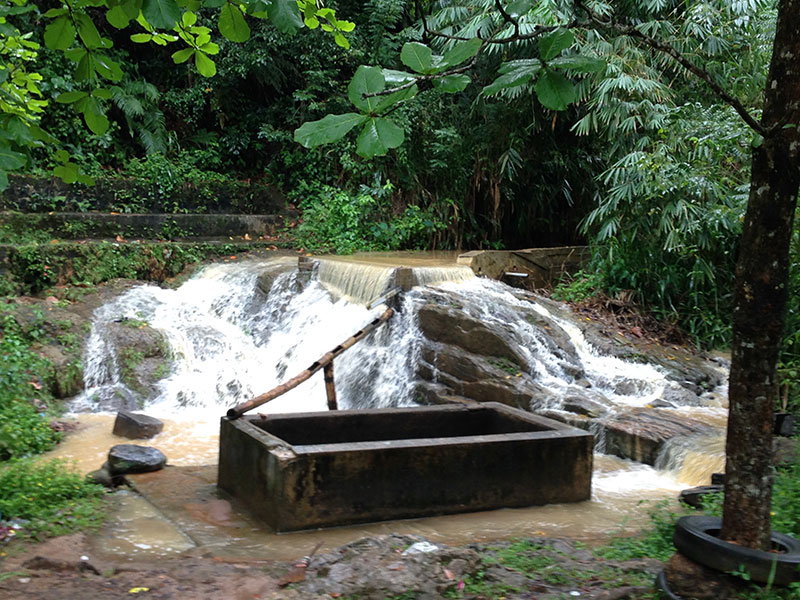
[69, 255, 726, 489]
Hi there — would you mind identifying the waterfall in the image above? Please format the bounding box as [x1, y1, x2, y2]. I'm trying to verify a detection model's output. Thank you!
[75, 254, 727, 486]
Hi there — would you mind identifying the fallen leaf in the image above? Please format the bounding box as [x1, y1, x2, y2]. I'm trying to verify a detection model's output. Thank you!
[128, 588, 149, 594]
[278, 566, 307, 587]
[443, 568, 456, 580]
[29, 381, 42, 390]
[244, 233, 251, 240]
[115, 235, 126, 242]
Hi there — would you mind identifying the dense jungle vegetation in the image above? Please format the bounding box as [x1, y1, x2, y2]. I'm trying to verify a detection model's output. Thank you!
[2, 0, 796, 393]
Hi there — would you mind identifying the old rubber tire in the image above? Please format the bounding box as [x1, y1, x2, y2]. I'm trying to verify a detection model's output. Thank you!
[655, 570, 683, 600]
[673, 515, 800, 585]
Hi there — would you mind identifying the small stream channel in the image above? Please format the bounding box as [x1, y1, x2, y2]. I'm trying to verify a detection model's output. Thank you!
[45, 253, 728, 560]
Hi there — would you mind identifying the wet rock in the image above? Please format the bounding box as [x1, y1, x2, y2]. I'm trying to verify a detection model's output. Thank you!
[113, 410, 164, 440]
[601, 408, 715, 465]
[539, 409, 594, 431]
[38, 344, 83, 399]
[107, 321, 171, 403]
[107, 444, 167, 475]
[562, 389, 613, 418]
[418, 304, 526, 366]
[86, 464, 116, 488]
[660, 385, 704, 407]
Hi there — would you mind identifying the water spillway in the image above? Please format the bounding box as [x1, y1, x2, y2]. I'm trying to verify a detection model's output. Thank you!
[51, 253, 728, 542]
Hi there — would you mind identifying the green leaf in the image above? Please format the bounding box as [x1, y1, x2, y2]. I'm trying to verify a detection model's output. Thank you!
[199, 41, 219, 54]
[347, 65, 385, 113]
[130, 33, 153, 43]
[172, 47, 194, 63]
[373, 84, 418, 113]
[181, 10, 197, 26]
[294, 113, 368, 148]
[440, 38, 481, 69]
[56, 90, 89, 103]
[94, 54, 124, 81]
[538, 28, 574, 61]
[106, 4, 132, 28]
[194, 50, 217, 76]
[0, 170, 8, 192]
[219, 3, 250, 42]
[337, 20, 355, 32]
[75, 54, 92, 81]
[268, 0, 303, 34]
[334, 32, 349, 49]
[506, 0, 532, 17]
[44, 16, 76, 50]
[382, 69, 417, 86]
[141, 0, 180, 29]
[43, 7, 68, 17]
[83, 98, 109, 135]
[401, 42, 433, 74]
[534, 69, 575, 110]
[75, 13, 103, 48]
[483, 64, 540, 96]
[433, 74, 470, 93]
[203, 0, 226, 7]
[549, 55, 605, 73]
[356, 117, 404, 158]
[91, 88, 113, 99]
[53, 164, 78, 183]
[0, 147, 26, 170]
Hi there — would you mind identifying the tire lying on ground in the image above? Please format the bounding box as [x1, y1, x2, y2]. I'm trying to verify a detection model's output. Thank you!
[673, 515, 800, 585]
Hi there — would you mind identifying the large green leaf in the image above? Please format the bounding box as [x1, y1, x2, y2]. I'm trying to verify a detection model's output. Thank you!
[483, 64, 540, 96]
[433, 74, 470, 93]
[382, 69, 417, 86]
[55, 90, 88, 104]
[401, 42, 433, 74]
[347, 65, 385, 113]
[0, 147, 26, 171]
[534, 69, 575, 110]
[44, 16, 75, 50]
[142, 0, 181, 29]
[82, 98, 109, 135]
[75, 13, 103, 48]
[294, 113, 368, 148]
[356, 117, 404, 158]
[268, 0, 303, 34]
[440, 38, 481, 69]
[538, 28, 574, 61]
[106, 4, 132, 28]
[219, 3, 250, 42]
[172, 47, 194, 63]
[549, 55, 606, 73]
[94, 54, 124, 81]
[195, 50, 217, 76]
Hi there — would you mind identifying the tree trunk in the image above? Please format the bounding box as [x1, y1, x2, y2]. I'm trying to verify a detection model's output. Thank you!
[720, 0, 800, 548]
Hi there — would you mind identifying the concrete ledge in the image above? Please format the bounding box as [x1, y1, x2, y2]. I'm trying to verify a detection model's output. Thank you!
[457, 247, 589, 288]
[218, 403, 593, 532]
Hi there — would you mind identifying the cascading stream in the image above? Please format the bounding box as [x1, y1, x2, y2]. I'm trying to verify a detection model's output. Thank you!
[65, 255, 727, 488]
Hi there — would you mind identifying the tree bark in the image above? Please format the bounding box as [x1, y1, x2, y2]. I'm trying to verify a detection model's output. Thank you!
[720, 0, 800, 548]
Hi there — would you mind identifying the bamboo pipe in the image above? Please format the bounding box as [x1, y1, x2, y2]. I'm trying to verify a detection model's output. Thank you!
[226, 307, 394, 419]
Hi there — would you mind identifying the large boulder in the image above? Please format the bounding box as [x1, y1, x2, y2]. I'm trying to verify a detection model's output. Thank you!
[112, 410, 164, 439]
[600, 408, 715, 465]
[107, 444, 167, 475]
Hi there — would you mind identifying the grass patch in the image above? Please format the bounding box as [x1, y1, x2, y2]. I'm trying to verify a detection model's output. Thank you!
[0, 458, 107, 540]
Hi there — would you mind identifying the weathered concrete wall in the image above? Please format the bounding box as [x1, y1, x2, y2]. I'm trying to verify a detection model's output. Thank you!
[457, 246, 590, 288]
[1, 211, 284, 240]
[218, 403, 593, 532]
[1, 175, 287, 214]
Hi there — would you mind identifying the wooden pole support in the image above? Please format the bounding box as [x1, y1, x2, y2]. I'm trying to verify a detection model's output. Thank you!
[324, 363, 337, 410]
[226, 307, 394, 419]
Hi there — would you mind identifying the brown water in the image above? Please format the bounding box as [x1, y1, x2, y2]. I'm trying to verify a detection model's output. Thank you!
[47, 413, 725, 561]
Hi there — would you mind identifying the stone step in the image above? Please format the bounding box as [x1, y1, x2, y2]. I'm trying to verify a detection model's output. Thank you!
[1, 211, 293, 241]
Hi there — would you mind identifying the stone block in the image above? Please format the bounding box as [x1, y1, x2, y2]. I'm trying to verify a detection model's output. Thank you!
[113, 410, 164, 439]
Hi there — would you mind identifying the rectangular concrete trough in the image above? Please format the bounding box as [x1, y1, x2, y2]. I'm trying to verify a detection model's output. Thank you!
[217, 402, 593, 532]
